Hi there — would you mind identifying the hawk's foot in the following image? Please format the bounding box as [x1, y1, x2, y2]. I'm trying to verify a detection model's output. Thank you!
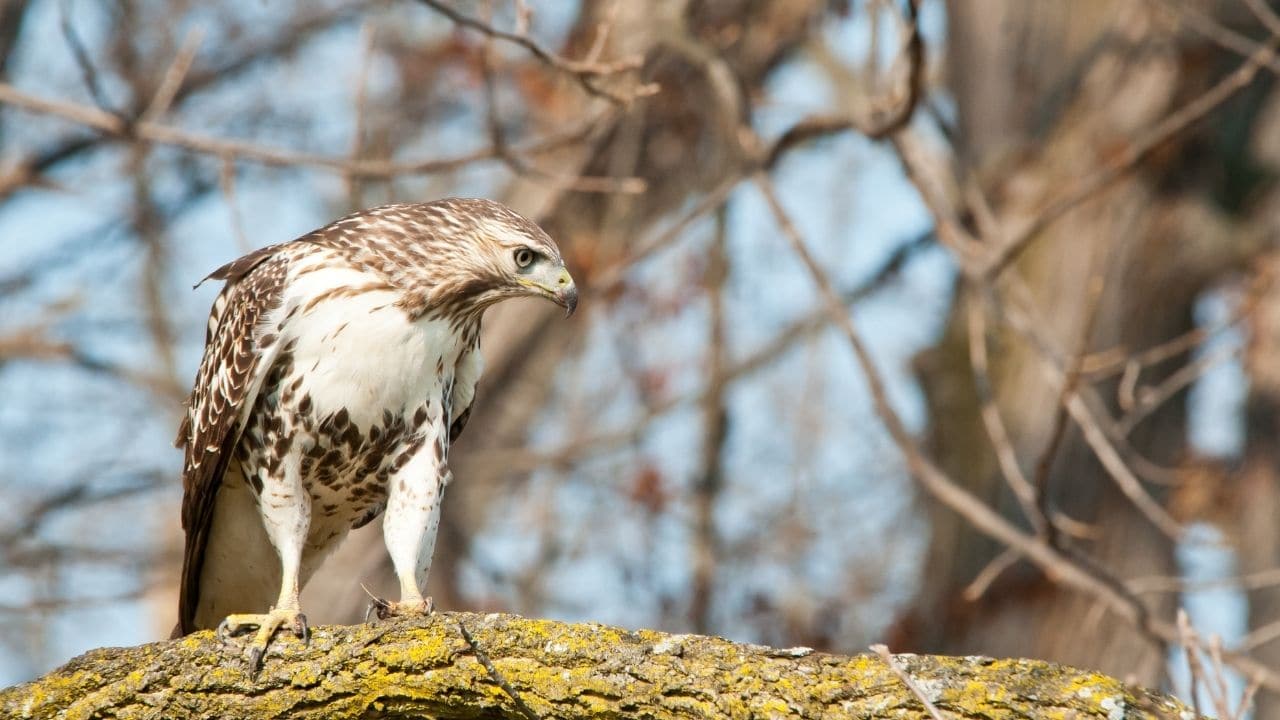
[367, 595, 434, 622]
[216, 607, 309, 673]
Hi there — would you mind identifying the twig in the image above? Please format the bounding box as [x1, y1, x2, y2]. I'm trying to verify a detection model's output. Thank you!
[1117, 343, 1242, 435]
[1234, 681, 1262, 720]
[418, 0, 639, 76]
[870, 644, 947, 720]
[457, 618, 541, 720]
[415, 0, 651, 106]
[759, 0, 924, 168]
[1205, 636, 1233, 720]
[344, 21, 377, 208]
[964, 288, 1045, 532]
[0, 471, 166, 549]
[59, 0, 120, 116]
[0, 321, 183, 400]
[992, 281, 1186, 541]
[218, 155, 250, 253]
[1176, 610, 1240, 720]
[1239, 617, 1280, 653]
[1243, 0, 1280, 38]
[1029, 233, 1109, 538]
[590, 172, 743, 293]
[582, 1, 618, 67]
[513, 0, 531, 36]
[889, 130, 984, 262]
[1079, 306, 1245, 380]
[690, 204, 730, 633]
[1157, 0, 1280, 75]
[1129, 566, 1280, 594]
[1176, 610, 1205, 720]
[477, 26, 643, 195]
[962, 548, 1020, 601]
[140, 28, 203, 122]
[859, 0, 924, 140]
[764, 115, 855, 170]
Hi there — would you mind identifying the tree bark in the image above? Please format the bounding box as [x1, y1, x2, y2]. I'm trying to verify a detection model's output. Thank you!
[3, 612, 1195, 720]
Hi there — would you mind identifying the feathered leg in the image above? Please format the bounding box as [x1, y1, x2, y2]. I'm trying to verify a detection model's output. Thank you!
[372, 440, 447, 619]
[218, 454, 310, 672]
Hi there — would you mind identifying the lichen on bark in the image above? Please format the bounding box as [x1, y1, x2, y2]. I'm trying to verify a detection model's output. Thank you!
[2, 611, 1195, 719]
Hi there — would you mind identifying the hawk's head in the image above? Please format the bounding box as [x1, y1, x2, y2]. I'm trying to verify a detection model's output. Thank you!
[422, 198, 578, 318]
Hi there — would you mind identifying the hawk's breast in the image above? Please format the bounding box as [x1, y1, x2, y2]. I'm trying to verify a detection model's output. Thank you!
[236, 260, 473, 535]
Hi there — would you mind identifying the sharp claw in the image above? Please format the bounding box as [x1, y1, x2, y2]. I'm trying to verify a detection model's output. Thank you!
[367, 596, 435, 621]
[217, 608, 307, 676]
[217, 617, 246, 641]
[365, 597, 391, 622]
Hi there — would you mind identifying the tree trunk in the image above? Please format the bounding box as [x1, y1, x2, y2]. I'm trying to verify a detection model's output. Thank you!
[902, 0, 1265, 684]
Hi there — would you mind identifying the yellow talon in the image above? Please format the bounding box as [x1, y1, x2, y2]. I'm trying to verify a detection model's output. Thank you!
[217, 607, 309, 674]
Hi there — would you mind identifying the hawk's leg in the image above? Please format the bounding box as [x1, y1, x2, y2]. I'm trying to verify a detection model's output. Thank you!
[371, 451, 447, 620]
[219, 459, 311, 672]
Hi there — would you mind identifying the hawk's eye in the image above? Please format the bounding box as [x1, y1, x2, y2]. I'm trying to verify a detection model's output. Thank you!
[514, 248, 535, 268]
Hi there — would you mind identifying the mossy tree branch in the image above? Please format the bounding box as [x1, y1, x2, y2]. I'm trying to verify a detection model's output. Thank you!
[3, 611, 1195, 719]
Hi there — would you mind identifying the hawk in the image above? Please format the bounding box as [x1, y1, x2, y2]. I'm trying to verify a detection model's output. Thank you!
[173, 198, 576, 669]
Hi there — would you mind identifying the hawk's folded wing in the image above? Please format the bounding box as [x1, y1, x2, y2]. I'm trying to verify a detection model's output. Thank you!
[448, 339, 483, 444]
[174, 246, 289, 635]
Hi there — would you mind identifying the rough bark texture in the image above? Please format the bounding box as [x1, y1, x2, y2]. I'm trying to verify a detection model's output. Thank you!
[3, 612, 1193, 720]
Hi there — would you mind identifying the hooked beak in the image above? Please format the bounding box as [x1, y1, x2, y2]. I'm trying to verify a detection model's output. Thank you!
[557, 281, 579, 317]
[522, 264, 578, 317]
[553, 266, 578, 317]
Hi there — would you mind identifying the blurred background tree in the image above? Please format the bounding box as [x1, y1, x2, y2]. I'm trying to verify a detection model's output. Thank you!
[2, 0, 1279, 715]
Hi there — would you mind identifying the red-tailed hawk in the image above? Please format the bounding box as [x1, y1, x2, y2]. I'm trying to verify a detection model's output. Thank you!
[173, 198, 576, 670]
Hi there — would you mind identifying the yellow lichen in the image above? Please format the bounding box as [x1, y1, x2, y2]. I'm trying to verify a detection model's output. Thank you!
[289, 663, 322, 687]
[1, 612, 1199, 720]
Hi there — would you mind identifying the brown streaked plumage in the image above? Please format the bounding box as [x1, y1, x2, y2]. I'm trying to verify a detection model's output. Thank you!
[173, 199, 576, 670]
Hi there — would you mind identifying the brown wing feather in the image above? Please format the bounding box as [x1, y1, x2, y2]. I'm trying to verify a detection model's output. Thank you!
[448, 331, 482, 445]
[448, 403, 472, 444]
[174, 248, 289, 635]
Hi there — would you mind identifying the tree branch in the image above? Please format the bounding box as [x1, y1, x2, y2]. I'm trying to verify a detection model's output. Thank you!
[0, 82, 600, 180]
[413, 0, 651, 105]
[3, 612, 1196, 719]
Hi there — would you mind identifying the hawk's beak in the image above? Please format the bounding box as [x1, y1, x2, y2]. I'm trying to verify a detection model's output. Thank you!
[553, 267, 578, 318]
[521, 265, 578, 317]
